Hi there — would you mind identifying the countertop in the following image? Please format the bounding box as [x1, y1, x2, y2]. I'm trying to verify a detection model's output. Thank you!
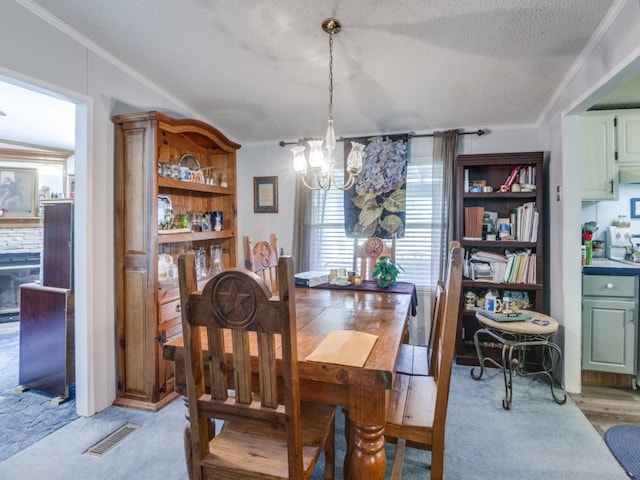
[582, 258, 640, 276]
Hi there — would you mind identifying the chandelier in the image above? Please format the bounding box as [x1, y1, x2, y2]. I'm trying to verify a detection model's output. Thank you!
[290, 18, 365, 190]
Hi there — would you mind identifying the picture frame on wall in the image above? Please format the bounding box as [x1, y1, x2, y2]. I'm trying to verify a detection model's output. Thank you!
[254, 176, 278, 213]
[631, 197, 640, 219]
[0, 167, 38, 218]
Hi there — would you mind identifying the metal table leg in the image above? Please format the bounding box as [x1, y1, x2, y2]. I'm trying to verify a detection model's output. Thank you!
[471, 325, 567, 409]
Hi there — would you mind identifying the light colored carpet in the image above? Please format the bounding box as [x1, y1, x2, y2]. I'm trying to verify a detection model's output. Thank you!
[0, 321, 77, 462]
[0, 362, 628, 479]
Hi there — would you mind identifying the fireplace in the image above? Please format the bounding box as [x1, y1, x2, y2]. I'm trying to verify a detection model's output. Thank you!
[0, 252, 40, 322]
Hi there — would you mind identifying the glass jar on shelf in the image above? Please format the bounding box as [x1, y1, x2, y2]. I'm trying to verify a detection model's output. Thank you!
[614, 215, 631, 228]
[209, 245, 224, 276]
[179, 211, 191, 230]
[193, 247, 208, 280]
[191, 211, 203, 232]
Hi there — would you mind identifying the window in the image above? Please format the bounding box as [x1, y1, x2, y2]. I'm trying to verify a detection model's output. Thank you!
[308, 155, 439, 289]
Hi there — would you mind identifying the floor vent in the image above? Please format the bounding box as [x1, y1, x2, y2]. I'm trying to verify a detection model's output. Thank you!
[83, 423, 141, 457]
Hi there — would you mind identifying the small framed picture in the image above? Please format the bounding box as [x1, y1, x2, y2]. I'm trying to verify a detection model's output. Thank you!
[254, 176, 278, 213]
[0, 167, 38, 219]
[631, 198, 640, 219]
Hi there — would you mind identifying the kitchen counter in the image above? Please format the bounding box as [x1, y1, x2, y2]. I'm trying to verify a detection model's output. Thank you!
[582, 258, 640, 276]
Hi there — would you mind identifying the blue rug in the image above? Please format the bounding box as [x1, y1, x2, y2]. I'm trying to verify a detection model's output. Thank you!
[605, 425, 640, 478]
[0, 321, 78, 462]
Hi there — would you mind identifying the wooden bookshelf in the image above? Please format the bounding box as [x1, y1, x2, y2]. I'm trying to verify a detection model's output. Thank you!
[454, 152, 546, 365]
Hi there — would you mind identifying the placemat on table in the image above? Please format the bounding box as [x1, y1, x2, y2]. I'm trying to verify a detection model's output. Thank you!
[305, 330, 378, 367]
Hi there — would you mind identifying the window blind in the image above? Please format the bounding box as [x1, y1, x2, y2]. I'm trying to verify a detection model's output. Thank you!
[309, 156, 439, 289]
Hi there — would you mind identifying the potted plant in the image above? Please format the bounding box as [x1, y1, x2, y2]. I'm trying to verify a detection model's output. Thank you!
[372, 255, 403, 288]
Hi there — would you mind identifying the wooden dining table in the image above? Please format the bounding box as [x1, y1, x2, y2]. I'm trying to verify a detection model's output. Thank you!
[163, 285, 413, 480]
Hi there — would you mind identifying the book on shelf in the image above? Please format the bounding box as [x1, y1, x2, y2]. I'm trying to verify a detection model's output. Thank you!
[464, 206, 484, 239]
[503, 250, 535, 284]
[517, 165, 536, 186]
[527, 254, 537, 283]
[513, 201, 537, 242]
[470, 262, 494, 281]
[470, 249, 508, 263]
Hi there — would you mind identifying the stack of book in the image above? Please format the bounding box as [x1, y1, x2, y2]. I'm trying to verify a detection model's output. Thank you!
[503, 251, 536, 284]
[513, 202, 539, 242]
[464, 249, 536, 284]
[294, 271, 329, 287]
[517, 165, 536, 187]
[465, 249, 508, 282]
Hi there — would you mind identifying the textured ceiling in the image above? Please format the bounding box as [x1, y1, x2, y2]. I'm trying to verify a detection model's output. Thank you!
[2, 0, 621, 149]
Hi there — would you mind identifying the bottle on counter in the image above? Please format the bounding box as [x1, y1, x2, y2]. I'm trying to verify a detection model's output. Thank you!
[581, 245, 587, 266]
[485, 290, 497, 313]
[583, 231, 593, 265]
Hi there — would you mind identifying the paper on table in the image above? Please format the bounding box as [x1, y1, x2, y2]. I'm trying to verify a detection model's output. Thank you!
[305, 330, 379, 367]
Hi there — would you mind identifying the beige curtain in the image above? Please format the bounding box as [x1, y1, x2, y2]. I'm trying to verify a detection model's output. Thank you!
[292, 175, 312, 273]
[430, 130, 459, 282]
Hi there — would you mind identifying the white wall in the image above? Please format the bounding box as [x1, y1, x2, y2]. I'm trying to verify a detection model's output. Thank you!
[538, 0, 640, 393]
[0, 1, 205, 415]
[236, 144, 299, 260]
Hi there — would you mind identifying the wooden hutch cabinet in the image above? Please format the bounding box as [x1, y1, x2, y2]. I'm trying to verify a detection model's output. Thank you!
[454, 152, 546, 365]
[112, 111, 240, 410]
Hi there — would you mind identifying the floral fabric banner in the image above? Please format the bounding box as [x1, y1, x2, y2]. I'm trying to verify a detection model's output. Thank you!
[344, 135, 409, 239]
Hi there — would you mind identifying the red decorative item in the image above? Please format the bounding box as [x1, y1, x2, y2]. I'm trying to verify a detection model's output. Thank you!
[500, 165, 521, 192]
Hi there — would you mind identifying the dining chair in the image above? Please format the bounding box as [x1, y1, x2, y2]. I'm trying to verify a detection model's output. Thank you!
[178, 253, 336, 480]
[395, 240, 461, 376]
[352, 233, 396, 279]
[395, 280, 445, 376]
[243, 233, 280, 292]
[385, 243, 464, 480]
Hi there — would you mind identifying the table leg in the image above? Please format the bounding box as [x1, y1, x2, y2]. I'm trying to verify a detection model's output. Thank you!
[542, 343, 567, 405]
[470, 328, 487, 380]
[346, 387, 387, 480]
[502, 343, 515, 410]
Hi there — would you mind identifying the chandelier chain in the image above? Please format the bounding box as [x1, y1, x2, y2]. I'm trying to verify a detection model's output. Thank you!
[328, 32, 334, 121]
[290, 17, 363, 191]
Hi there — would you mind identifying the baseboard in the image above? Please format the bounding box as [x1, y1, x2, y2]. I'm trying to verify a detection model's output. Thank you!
[581, 370, 635, 388]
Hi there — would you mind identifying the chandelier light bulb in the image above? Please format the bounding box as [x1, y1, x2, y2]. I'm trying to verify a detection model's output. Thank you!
[347, 141, 365, 173]
[291, 145, 308, 172]
[307, 140, 326, 168]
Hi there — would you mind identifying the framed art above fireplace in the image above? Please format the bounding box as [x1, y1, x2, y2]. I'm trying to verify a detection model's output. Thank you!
[0, 167, 37, 219]
[0, 148, 72, 226]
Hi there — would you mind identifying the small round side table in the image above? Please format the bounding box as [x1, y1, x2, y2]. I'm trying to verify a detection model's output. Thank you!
[470, 310, 567, 409]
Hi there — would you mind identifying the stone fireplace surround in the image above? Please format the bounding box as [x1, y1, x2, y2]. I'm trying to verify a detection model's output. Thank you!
[0, 227, 43, 321]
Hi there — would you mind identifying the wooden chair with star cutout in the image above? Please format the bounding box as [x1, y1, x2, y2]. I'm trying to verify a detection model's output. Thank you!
[178, 253, 336, 480]
[244, 233, 280, 292]
[352, 233, 397, 280]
